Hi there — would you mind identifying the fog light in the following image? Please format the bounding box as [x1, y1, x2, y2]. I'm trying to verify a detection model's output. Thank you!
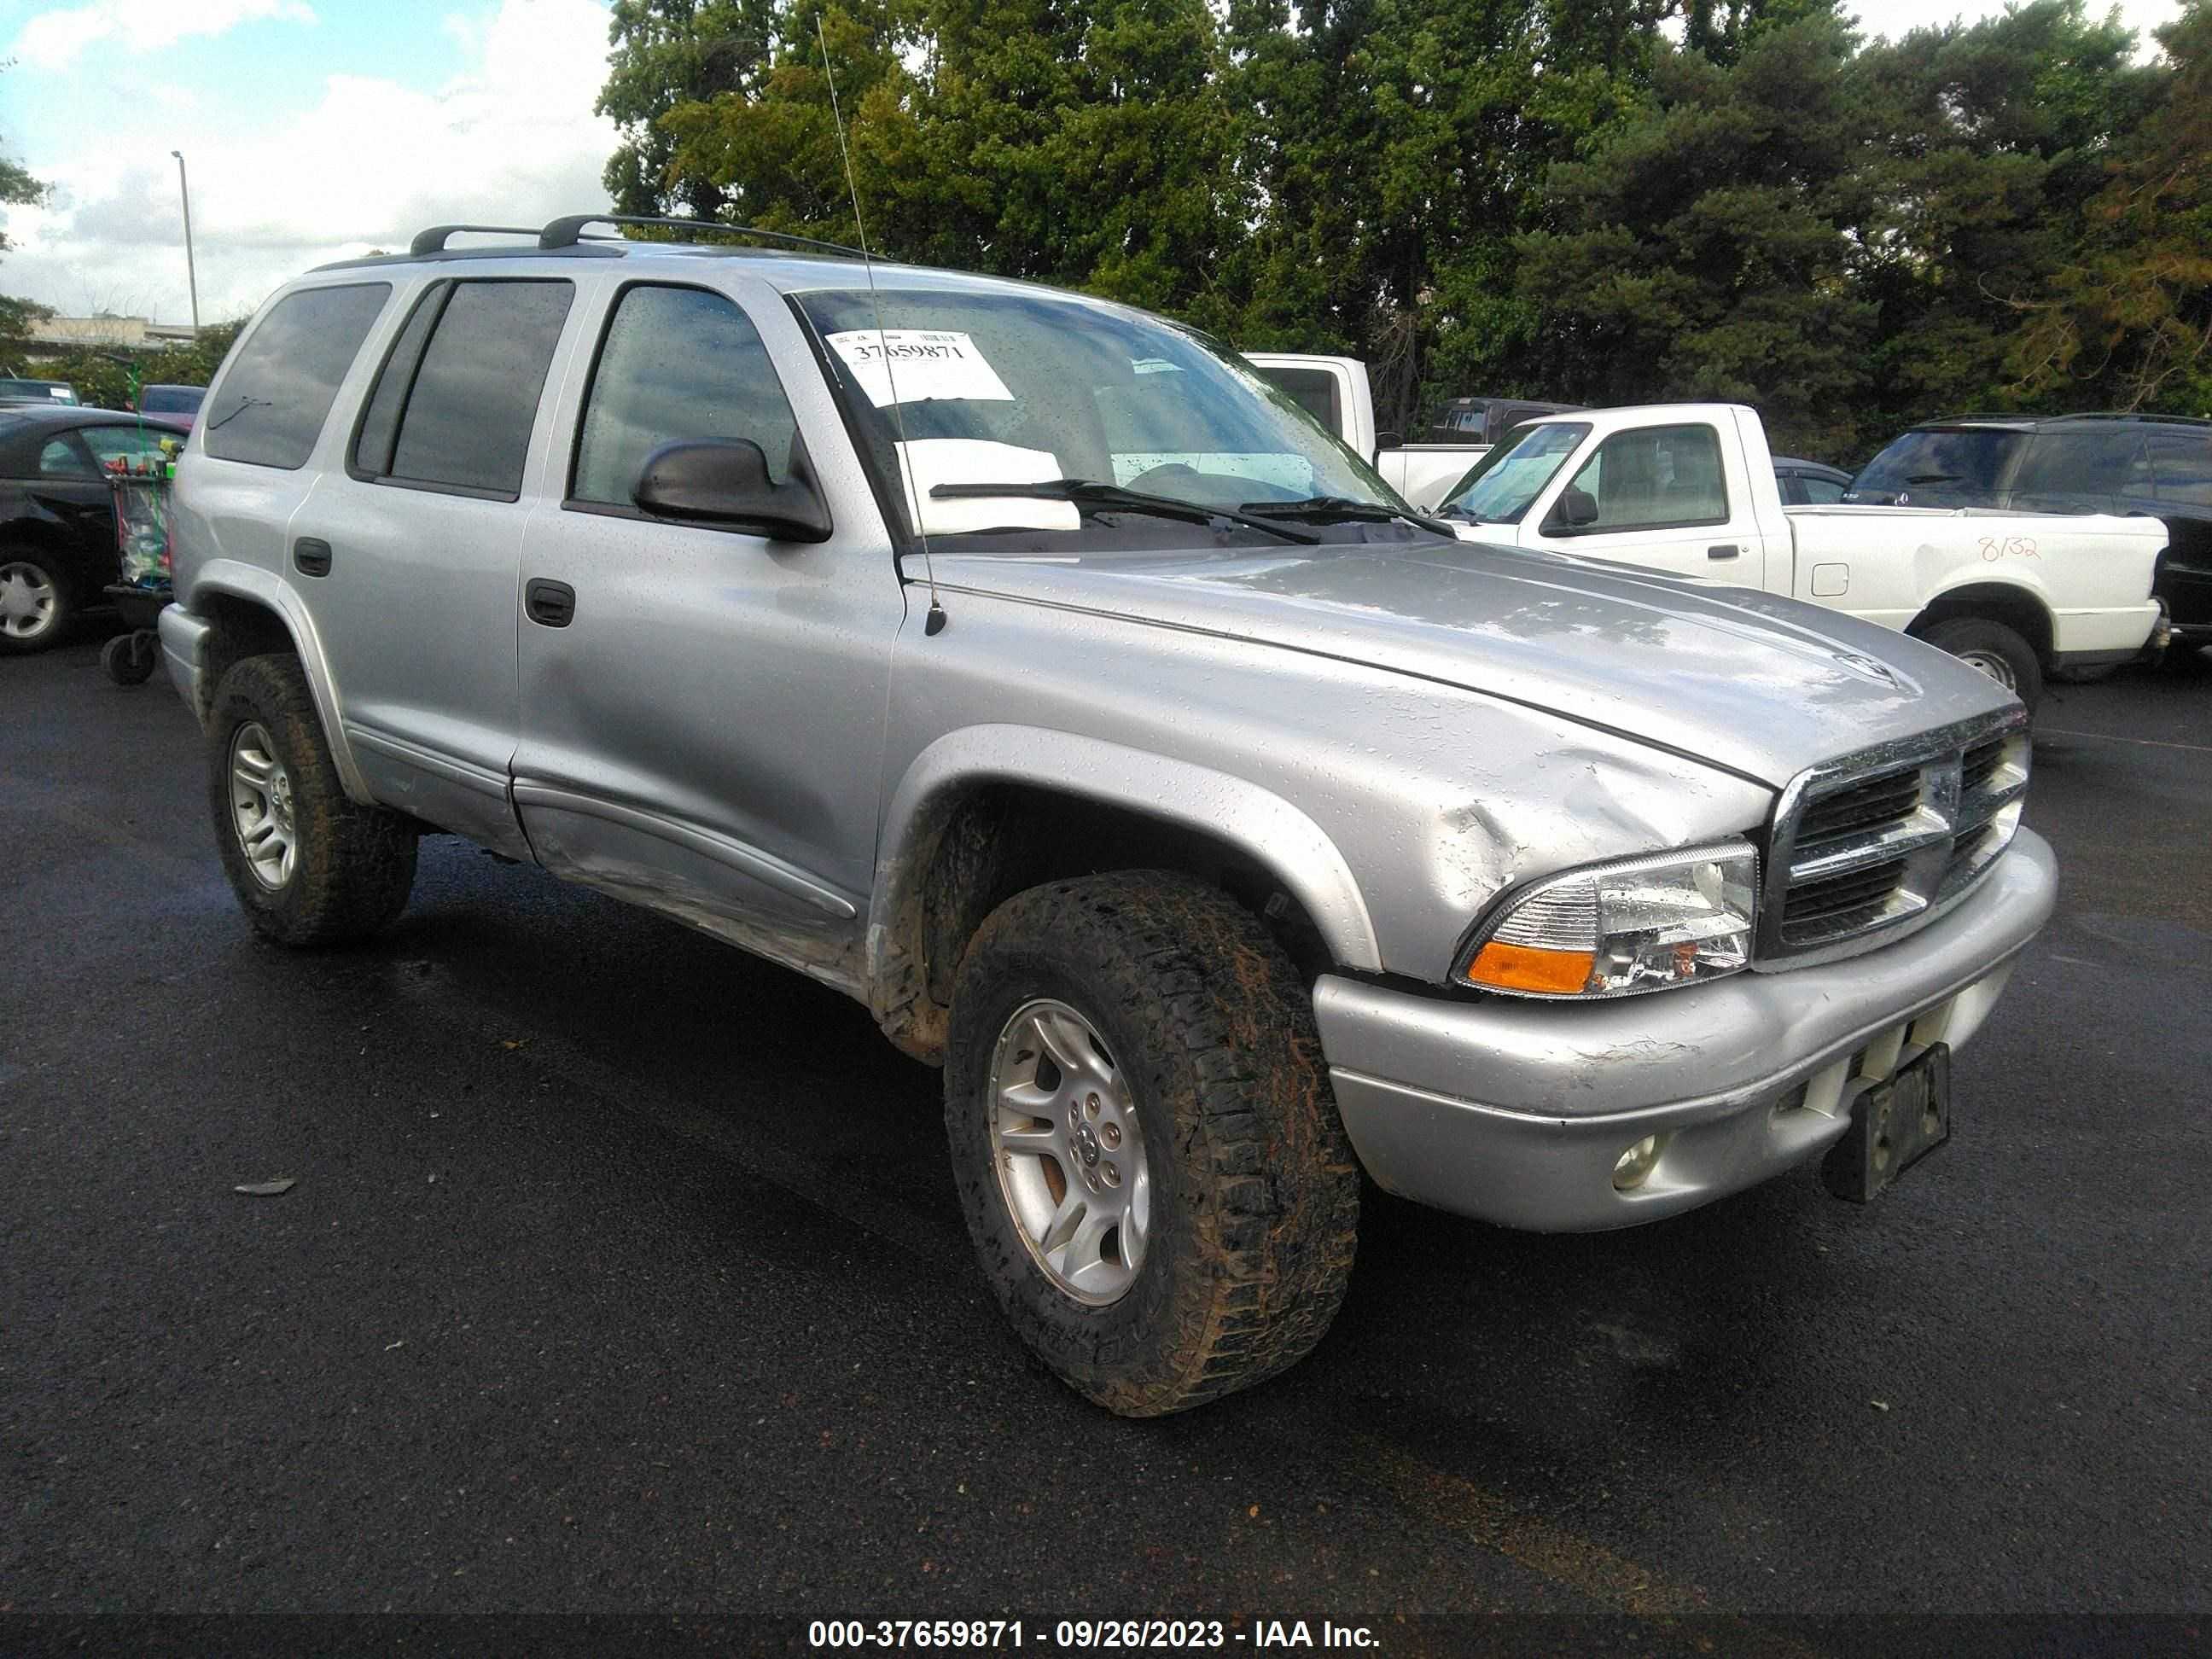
[1612, 1134, 1663, 1191]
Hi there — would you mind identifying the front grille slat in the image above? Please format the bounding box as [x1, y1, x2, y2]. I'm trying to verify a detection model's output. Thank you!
[1763, 718, 2027, 962]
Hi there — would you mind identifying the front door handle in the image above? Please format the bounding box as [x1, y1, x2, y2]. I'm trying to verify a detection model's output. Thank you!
[524, 577, 576, 627]
[1707, 544, 1741, 560]
[294, 538, 333, 577]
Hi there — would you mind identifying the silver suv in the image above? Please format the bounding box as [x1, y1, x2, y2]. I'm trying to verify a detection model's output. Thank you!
[161, 217, 2056, 1415]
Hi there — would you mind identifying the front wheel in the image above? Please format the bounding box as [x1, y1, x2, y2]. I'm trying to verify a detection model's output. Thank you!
[207, 654, 417, 946]
[945, 870, 1360, 1417]
[1923, 617, 2044, 713]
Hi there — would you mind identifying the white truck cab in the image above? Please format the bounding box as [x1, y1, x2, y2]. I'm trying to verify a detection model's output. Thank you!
[1243, 352, 1493, 511]
[1436, 403, 2169, 710]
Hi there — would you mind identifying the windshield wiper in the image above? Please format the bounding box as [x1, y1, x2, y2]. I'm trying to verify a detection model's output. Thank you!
[928, 479, 1322, 544]
[1906, 472, 1963, 485]
[1243, 495, 1460, 537]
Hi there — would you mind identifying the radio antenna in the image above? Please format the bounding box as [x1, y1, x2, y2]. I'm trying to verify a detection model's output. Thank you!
[818, 15, 944, 636]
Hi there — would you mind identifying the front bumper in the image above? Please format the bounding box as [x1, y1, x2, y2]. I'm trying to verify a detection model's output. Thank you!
[1313, 828, 2057, 1231]
[156, 602, 212, 722]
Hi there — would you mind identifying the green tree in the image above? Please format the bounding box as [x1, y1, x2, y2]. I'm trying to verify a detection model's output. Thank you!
[599, 0, 789, 217]
[1217, 0, 1670, 434]
[1848, 0, 2163, 435]
[2007, 2, 2212, 412]
[1511, 11, 1876, 457]
[0, 138, 54, 371]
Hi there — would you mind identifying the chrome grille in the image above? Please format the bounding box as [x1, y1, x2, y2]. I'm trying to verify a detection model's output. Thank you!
[1761, 712, 2029, 963]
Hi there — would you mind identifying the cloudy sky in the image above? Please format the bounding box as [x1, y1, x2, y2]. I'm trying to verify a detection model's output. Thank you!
[0, 0, 2190, 329]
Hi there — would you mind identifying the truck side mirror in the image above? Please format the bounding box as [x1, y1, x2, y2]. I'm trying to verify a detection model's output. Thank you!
[1551, 486, 1599, 531]
[633, 438, 833, 543]
[1373, 430, 1403, 459]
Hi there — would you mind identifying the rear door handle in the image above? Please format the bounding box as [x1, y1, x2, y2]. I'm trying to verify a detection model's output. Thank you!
[1707, 544, 1741, 560]
[294, 538, 333, 577]
[524, 578, 576, 627]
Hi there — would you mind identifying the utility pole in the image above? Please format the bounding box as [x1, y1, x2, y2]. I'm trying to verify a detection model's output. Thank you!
[170, 149, 200, 335]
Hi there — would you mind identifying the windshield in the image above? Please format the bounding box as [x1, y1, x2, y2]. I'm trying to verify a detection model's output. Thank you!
[1437, 422, 1590, 522]
[1849, 428, 2023, 504]
[793, 287, 1428, 547]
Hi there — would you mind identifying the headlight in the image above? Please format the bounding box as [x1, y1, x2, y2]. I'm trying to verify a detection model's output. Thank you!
[1458, 841, 1759, 998]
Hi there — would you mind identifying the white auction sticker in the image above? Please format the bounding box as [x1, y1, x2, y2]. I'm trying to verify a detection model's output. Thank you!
[824, 329, 1014, 409]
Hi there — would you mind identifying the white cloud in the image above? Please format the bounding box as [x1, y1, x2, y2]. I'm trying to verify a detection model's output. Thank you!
[12, 0, 316, 73]
[5, 0, 619, 323]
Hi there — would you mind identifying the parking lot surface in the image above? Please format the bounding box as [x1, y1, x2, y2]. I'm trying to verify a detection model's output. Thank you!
[4, 635, 2208, 1627]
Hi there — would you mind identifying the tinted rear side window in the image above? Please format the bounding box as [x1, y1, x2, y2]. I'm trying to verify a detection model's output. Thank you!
[2011, 428, 2150, 500]
[381, 280, 573, 498]
[1851, 429, 2023, 503]
[204, 283, 391, 469]
[2147, 430, 2212, 509]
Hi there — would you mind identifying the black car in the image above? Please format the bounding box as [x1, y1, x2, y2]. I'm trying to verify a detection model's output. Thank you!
[0, 407, 193, 654]
[1773, 455, 1852, 504]
[1848, 413, 2212, 646]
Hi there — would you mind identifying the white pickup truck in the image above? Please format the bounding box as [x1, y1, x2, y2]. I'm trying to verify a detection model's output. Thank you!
[1428, 404, 2168, 710]
[1246, 352, 1503, 512]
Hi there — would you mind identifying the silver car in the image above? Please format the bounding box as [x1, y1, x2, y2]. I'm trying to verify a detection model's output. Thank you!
[159, 218, 2055, 1415]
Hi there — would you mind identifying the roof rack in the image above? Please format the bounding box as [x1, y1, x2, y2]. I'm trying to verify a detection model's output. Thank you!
[537, 213, 869, 259]
[409, 224, 542, 256]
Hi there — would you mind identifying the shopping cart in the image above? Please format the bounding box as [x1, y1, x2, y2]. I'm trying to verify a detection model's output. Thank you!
[102, 463, 174, 686]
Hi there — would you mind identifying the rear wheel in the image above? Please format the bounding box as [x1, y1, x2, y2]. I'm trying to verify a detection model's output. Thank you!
[945, 870, 1360, 1417]
[207, 654, 417, 946]
[0, 553, 70, 654]
[1924, 617, 2043, 713]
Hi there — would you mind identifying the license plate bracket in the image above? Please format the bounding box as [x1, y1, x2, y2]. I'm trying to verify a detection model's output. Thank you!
[1822, 1043, 1952, 1202]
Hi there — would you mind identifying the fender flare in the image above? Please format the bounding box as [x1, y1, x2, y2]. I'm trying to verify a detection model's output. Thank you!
[867, 725, 1384, 1014]
[185, 559, 371, 801]
[1908, 569, 2058, 641]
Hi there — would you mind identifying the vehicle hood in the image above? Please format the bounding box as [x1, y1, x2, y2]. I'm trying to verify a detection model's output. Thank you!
[927, 541, 2017, 789]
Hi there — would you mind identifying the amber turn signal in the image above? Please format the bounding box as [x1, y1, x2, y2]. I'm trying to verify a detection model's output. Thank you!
[1462, 940, 1598, 995]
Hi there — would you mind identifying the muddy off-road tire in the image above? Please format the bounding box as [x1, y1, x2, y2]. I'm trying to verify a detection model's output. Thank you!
[1924, 617, 2044, 713]
[207, 654, 416, 946]
[945, 870, 1360, 1417]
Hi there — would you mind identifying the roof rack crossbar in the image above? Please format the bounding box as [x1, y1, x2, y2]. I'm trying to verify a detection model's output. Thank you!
[409, 224, 543, 256]
[538, 213, 869, 259]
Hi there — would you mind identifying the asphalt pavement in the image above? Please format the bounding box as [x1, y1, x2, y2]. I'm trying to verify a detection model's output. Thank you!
[3, 629, 2208, 1635]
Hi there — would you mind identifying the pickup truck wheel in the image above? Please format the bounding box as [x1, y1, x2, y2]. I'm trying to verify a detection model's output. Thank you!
[945, 870, 1360, 1417]
[1923, 618, 2043, 712]
[0, 554, 70, 654]
[207, 654, 417, 946]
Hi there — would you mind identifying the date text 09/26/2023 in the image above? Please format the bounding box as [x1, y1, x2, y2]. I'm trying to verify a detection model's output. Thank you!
[807, 1621, 1381, 1650]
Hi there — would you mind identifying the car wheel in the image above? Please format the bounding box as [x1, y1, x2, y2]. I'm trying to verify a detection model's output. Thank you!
[945, 870, 1360, 1417]
[0, 552, 71, 655]
[207, 653, 417, 946]
[1924, 618, 2044, 713]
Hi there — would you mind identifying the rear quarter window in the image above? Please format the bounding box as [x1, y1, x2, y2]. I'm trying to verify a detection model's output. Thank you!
[203, 283, 392, 469]
[2147, 430, 2212, 510]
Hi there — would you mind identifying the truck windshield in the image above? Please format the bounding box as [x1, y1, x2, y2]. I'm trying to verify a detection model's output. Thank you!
[1436, 422, 1590, 523]
[1849, 428, 2024, 504]
[793, 287, 1432, 546]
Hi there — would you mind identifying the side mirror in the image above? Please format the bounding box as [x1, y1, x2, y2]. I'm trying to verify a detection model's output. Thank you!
[1372, 430, 1403, 459]
[1551, 486, 1599, 531]
[633, 438, 832, 543]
